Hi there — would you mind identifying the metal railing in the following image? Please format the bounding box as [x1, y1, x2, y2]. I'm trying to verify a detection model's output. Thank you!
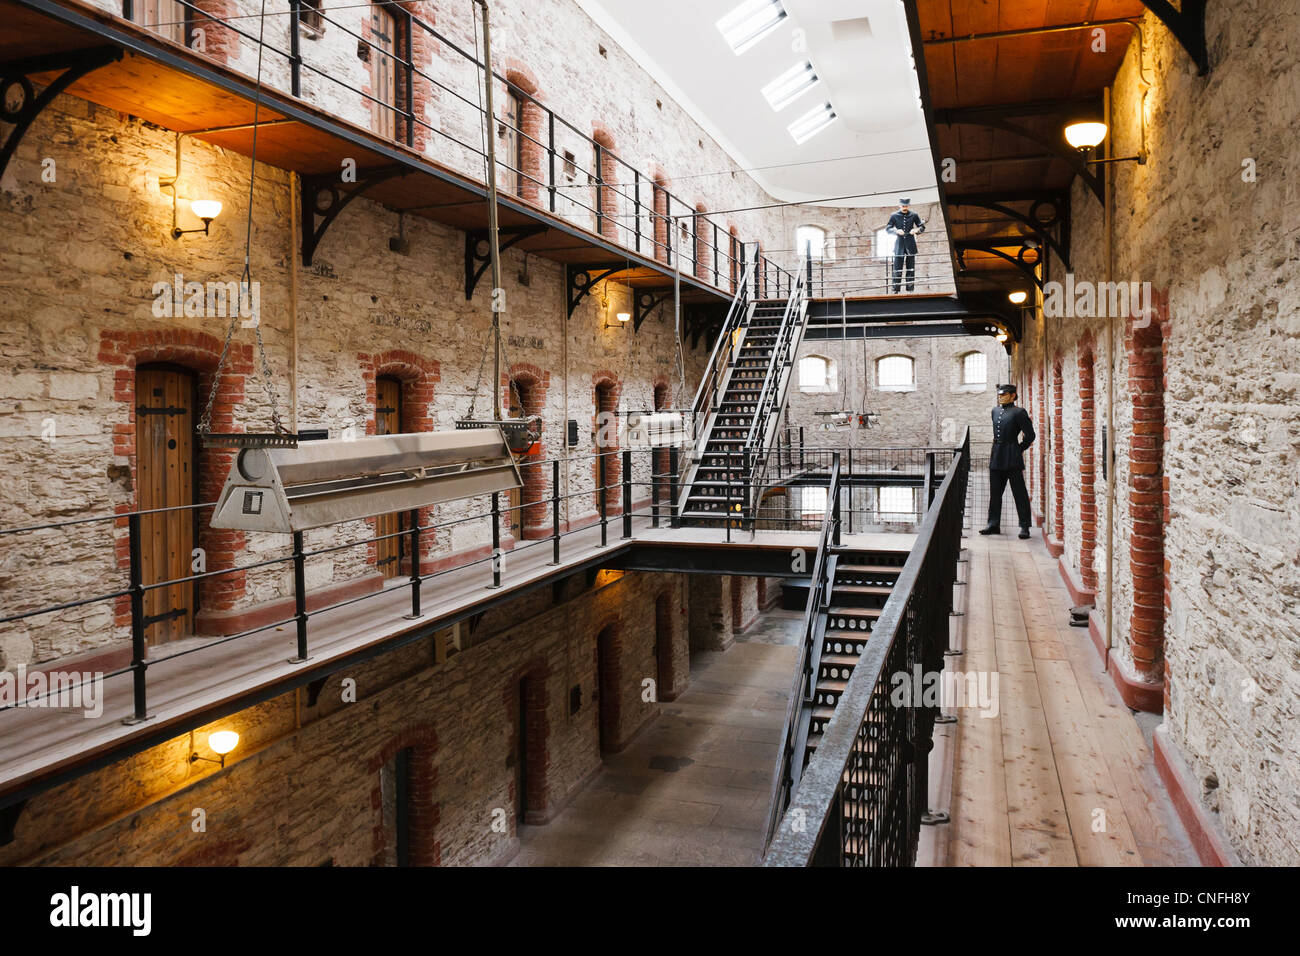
[764, 427, 970, 866]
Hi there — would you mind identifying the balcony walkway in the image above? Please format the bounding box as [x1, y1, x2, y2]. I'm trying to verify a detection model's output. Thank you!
[922, 532, 1198, 866]
[512, 610, 803, 866]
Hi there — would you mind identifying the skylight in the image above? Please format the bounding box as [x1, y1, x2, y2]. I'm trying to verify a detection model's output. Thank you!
[788, 102, 837, 145]
[717, 0, 787, 56]
[761, 61, 819, 111]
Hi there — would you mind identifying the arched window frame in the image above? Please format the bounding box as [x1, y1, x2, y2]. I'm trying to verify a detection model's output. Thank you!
[876, 354, 915, 392]
[957, 350, 988, 390]
[795, 224, 830, 261]
[798, 354, 837, 393]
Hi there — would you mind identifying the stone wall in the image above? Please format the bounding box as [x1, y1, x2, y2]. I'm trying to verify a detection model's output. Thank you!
[1012, 5, 1300, 865]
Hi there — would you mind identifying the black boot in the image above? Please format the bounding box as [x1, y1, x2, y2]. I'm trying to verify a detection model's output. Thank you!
[979, 524, 1000, 535]
[1018, 527, 1031, 539]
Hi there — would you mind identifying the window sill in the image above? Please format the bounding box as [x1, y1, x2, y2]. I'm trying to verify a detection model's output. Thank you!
[876, 385, 916, 392]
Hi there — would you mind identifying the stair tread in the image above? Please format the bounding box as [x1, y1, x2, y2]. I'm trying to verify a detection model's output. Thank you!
[836, 563, 904, 574]
[831, 583, 893, 595]
[820, 653, 861, 666]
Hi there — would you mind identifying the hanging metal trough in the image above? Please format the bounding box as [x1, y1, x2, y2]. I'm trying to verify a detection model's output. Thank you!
[210, 429, 522, 533]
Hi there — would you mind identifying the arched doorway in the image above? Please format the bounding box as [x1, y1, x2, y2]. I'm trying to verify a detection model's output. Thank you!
[135, 364, 197, 643]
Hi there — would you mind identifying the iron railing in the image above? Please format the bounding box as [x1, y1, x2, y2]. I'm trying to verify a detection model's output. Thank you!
[764, 427, 970, 866]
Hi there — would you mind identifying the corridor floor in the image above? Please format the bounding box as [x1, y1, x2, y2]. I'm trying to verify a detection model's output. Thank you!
[511, 611, 802, 866]
[929, 531, 1199, 866]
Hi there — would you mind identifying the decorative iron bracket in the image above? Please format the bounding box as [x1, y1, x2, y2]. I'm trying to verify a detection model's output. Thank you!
[305, 675, 328, 708]
[300, 165, 409, 266]
[935, 108, 1104, 203]
[955, 238, 1046, 291]
[566, 264, 622, 318]
[1141, 0, 1209, 75]
[949, 193, 1072, 269]
[464, 225, 546, 300]
[632, 289, 671, 332]
[0, 47, 123, 179]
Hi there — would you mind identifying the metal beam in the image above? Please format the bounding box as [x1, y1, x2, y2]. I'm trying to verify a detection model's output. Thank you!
[923, 19, 1140, 46]
[1141, 0, 1210, 74]
[935, 109, 1104, 201]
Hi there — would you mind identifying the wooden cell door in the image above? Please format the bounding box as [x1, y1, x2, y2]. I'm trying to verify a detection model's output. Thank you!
[370, 5, 397, 140]
[374, 376, 403, 577]
[135, 366, 196, 644]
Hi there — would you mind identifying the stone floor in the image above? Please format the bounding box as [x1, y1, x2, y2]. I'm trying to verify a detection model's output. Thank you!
[511, 609, 802, 866]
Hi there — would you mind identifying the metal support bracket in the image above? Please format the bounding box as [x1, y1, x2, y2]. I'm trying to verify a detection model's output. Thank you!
[955, 239, 1046, 292]
[949, 194, 1071, 269]
[632, 289, 671, 332]
[566, 264, 621, 318]
[300, 165, 409, 266]
[305, 675, 328, 708]
[1141, 0, 1210, 75]
[464, 225, 546, 300]
[0, 47, 123, 179]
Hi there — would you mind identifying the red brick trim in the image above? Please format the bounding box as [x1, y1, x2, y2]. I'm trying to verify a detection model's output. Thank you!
[694, 203, 711, 282]
[1077, 337, 1097, 591]
[100, 328, 253, 625]
[367, 723, 440, 866]
[1085, 610, 1162, 713]
[592, 371, 622, 515]
[651, 171, 671, 263]
[1041, 526, 1064, 559]
[1051, 355, 1064, 537]
[189, 0, 241, 66]
[502, 659, 551, 824]
[503, 363, 551, 538]
[1152, 725, 1240, 866]
[1057, 554, 1096, 607]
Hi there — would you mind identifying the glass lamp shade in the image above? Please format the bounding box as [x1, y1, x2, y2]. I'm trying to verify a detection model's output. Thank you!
[616, 312, 631, 322]
[1064, 122, 1107, 150]
[1008, 291, 1028, 305]
[190, 199, 223, 221]
[208, 730, 240, 756]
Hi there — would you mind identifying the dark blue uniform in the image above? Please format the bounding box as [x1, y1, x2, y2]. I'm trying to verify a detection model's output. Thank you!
[886, 210, 925, 292]
[987, 402, 1035, 531]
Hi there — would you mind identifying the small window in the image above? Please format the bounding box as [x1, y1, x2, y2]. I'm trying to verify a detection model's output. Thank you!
[877, 355, 914, 390]
[801, 486, 827, 520]
[878, 486, 914, 522]
[961, 352, 987, 386]
[299, 0, 325, 36]
[796, 224, 826, 260]
[798, 355, 836, 393]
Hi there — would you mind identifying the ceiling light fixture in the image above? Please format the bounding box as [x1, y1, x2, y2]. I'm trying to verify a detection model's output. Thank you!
[761, 61, 819, 111]
[717, 0, 787, 56]
[788, 102, 837, 145]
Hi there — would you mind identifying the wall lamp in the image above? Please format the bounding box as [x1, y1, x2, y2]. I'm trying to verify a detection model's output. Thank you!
[160, 132, 223, 238]
[1064, 121, 1145, 165]
[190, 730, 240, 768]
[1008, 290, 1028, 305]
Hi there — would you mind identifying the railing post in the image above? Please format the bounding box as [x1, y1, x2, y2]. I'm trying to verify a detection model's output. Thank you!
[598, 451, 607, 548]
[622, 449, 633, 539]
[289, 0, 302, 98]
[594, 143, 603, 235]
[651, 447, 661, 529]
[548, 112, 557, 212]
[634, 170, 641, 252]
[799, 426, 805, 467]
[404, 508, 422, 619]
[490, 492, 502, 587]
[669, 445, 680, 529]
[550, 459, 561, 565]
[925, 452, 936, 509]
[713, 222, 720, 287]
[805, 241, 813, 290]
[725, 452, 734, 543]
[123, 512, 149, 723]
[290, 530, 309, 662]
[831, 452, 842, 547]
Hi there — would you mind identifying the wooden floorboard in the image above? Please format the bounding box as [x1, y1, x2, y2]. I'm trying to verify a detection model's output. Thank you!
[936, 531, 1199, 867]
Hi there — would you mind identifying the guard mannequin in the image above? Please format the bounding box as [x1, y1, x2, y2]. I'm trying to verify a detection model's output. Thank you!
[886, 198, 926, 293]
[980, 383, 1036, 538]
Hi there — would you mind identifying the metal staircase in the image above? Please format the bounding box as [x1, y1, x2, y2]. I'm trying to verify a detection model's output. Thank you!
[679, 262, 809, 527]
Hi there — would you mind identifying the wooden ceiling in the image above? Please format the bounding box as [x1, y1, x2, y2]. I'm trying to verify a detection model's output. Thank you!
[915, 0, 1148, 294]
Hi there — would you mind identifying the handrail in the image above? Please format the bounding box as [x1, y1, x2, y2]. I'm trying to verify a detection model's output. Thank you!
[761, 451, 841, 847]
[689, 253, 758, 427]
[764, 427, 971, 866]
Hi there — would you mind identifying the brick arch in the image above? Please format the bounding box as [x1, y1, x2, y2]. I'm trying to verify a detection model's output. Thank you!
[366, 724, 440, 866]
[652, 375, 672, 497]
[1052, 355, 1064, 540]
[590, 125, 620, 241]
[502, 657, 551, 824]
[188, 0, 242, 67]
[503, 363, 551, 538]
[693, 203, 711, 282]
[503, 61, 544, 204]
[592, 371, 622, 515]
[359, 350, 441, 568]
[1078, 335, 1097, 592]
[593, 617, 624, 752]
[1128, 295, 1170, 690]
[651, 169, 671, 263]
[99, 328, 253, 630]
